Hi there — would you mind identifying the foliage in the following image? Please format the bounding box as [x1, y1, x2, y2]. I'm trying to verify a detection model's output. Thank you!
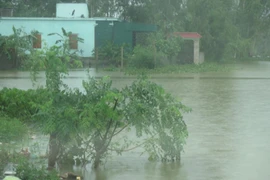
[0, 75, 190, 169]
[0, 27, 33, 56]
[183, 0, 238, 60]
[0, 149, 10, 177]
[0, 27, 34, 68]
[0, 147, 40, 178]
[23, 28, 83, 73]
[153, 32, 184, 63]
[22, 28, 83, 170]
[0, 149, 25, 179]
[125, 62, 234, 75]
[24, 28, 83, 84]
[0, 88, 49, 121]
[33, 89, 81, 139]
[48, 28, 84, 59]
[73, 76, 189, 168]
[224, 34, 252, 59]
[95, 41, 128, 66]
[124, 76, 189, 159]
[0, 113, 27, 143]
[128, 45, 158, 69]
[16, 160, 59, 180]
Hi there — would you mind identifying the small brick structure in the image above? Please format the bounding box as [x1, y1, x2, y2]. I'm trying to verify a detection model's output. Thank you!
[173, 32, 203, 65]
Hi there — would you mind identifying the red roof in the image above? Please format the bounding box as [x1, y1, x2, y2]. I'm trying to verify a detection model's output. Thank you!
[173, 32, 202, 39]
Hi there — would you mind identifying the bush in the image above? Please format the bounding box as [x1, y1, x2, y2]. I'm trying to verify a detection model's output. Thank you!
[0, 149, 10, 177]
[0, 27, 34, 70]
[128, 45, 158, 69]
[0, 151, 59, 180]
[0, 113, 27, 143]
[0, 88, 50, 122]
[16, 160, 59, 180]
[96, 41, 131, 66]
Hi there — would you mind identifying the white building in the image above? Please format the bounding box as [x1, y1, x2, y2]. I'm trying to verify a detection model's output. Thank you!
[0, 3, 100, 58]
[0, 17, 96, 57]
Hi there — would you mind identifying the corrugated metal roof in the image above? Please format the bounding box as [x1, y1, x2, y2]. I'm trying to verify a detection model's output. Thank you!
[174, 32, 202, 39]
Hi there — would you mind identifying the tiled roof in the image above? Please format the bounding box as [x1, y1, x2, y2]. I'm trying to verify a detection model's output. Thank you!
[174, 32, 202, 39]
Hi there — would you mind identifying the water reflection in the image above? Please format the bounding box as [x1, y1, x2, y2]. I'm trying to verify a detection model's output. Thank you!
[80, 161, 185, 180]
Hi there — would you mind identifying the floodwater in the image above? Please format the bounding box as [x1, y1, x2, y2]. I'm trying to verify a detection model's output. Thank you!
[1, 61, 270, 180]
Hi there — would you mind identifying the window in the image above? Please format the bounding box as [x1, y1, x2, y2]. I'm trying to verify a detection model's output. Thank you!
[69, 34, 78, 49]
[33, 34, 41, 49]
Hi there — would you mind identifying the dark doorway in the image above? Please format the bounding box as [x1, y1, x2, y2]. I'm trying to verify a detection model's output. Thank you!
[177, 40, 194, 64]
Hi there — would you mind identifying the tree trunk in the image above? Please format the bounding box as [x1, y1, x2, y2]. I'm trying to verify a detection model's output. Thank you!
[48, 132, 59, 170]
[93, 153, 101, 169]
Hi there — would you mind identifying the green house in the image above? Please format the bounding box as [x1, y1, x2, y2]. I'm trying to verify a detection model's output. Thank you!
[94, 18, 157, 48]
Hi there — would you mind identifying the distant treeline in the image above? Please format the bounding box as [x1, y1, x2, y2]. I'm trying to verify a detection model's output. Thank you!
[1, 0, 270, 61]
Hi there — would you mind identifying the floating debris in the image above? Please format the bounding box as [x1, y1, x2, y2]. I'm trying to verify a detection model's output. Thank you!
[59, 172, 82, 180]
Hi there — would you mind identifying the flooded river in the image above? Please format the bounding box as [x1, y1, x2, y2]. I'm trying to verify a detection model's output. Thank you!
[1, 61, 270, 180]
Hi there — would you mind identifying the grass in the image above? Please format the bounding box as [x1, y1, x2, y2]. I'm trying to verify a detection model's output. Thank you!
[102, 62, 235, 75]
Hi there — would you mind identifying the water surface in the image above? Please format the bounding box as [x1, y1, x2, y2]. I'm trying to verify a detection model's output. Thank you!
[1, 61, 270, 180]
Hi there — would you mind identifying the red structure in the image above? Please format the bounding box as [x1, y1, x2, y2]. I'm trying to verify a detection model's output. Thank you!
[174, 32, 202, 39]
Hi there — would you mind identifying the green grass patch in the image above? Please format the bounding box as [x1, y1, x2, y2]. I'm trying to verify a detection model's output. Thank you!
[122, 62, 234, 75]
[102, 65, 120, 72]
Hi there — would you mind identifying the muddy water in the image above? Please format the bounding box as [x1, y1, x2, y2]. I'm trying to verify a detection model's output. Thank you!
[1, 61, 270, 180]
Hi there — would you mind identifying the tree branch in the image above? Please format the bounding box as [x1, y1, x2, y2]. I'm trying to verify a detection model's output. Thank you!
[108, 139, 150, 152]
[100, 121, 119, 154]
[108, 133, 159, 153]
[112, 123, 129, 137]
[103, 98, 118, 141]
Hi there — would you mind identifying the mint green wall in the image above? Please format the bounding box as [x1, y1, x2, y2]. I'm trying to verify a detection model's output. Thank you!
[0, 17, 95, 57]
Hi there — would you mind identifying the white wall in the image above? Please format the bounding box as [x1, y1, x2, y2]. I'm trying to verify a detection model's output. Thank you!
[0, 18, 95, 57]
[56, 3, 89, 18]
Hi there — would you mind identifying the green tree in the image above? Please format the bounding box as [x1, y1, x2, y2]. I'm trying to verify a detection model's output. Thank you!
[235, 0, 270, 57]
[24, 28, 83, 170]
[0, 0, 11, 8]
[182, 0, 238, 60]
[74, 76, 189, 168]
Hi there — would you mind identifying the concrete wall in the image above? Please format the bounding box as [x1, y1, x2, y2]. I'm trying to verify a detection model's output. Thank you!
[0, 17, 95, 57]
[199, 52, 205, 64]
[194, 39, 200, 65]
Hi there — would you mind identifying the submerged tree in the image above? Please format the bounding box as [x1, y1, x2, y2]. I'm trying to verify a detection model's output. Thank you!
[74, 76, 190, 168]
